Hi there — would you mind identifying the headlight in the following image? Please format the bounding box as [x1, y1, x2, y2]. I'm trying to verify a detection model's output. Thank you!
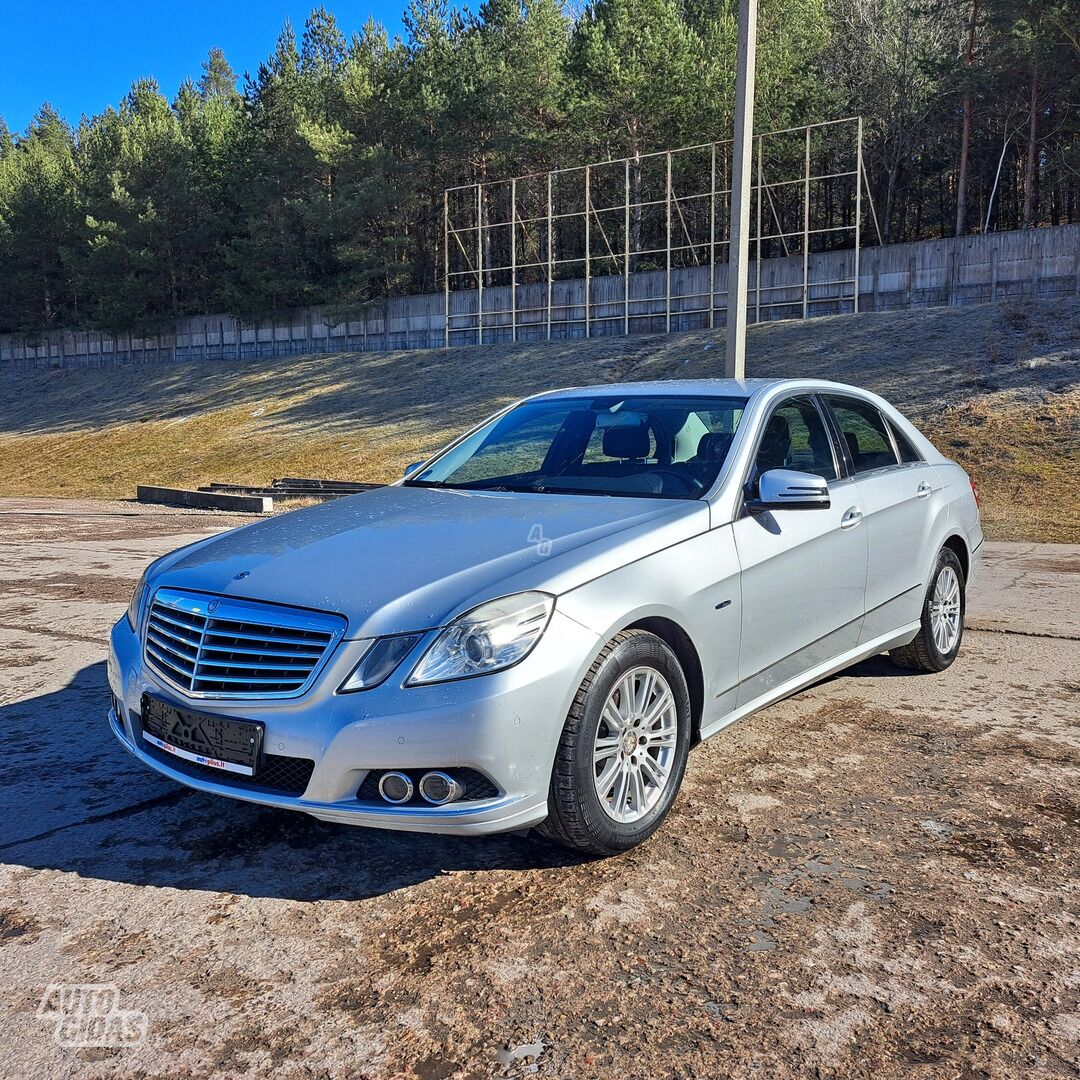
[126, 570, 149, 631]
[338, 634, 423, 692]
[407, 592, 554, 686]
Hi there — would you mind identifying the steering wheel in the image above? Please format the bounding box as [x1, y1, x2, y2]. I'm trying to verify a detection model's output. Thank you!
[648, 469, 704, 495]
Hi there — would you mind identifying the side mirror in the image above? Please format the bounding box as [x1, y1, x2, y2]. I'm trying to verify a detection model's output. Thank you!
[746, 468, 830, 512]
[403, 461, 424, 477]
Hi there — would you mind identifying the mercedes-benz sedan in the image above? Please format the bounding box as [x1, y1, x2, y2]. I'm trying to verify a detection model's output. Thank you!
[108, 379, 982, 854]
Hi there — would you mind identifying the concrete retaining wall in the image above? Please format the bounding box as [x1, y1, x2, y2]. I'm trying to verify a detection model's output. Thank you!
[2, 225, 1077, 371]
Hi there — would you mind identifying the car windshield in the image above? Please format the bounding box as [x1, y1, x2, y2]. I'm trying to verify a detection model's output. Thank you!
[405, 394, 748, 499]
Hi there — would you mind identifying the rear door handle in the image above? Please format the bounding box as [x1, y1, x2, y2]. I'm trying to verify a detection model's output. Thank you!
[916, 481, 933, 499]
[840, 507, 863, 529]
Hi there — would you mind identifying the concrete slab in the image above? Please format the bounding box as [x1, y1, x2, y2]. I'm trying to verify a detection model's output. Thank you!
[137, 485, 272, 513]
[968, 540, 1080, 639]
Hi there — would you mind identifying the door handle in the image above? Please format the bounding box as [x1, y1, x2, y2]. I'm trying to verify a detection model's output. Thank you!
[916, 481, 933, 499]
[840, 506, 863, 529]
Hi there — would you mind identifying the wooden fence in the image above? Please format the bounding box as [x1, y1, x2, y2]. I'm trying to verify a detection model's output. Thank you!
[2, 225, 1077, 371]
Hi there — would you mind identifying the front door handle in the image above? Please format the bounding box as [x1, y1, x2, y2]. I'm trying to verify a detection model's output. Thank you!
[840, 506, 863, 529]
[916, 481, 933, 499]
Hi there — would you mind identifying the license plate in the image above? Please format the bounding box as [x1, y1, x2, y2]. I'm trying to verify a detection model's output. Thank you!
[140, 695, 263, 777]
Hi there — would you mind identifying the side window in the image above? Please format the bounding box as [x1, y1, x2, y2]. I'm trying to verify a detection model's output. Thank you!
[888, 419, 922, 464]
[826, 396, 900, 474]
[753, 397, 837, 488]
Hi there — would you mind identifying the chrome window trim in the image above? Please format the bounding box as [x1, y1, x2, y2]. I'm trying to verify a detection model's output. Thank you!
[142, 588, 347, 701]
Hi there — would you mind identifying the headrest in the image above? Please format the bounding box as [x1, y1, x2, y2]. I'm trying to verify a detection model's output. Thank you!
[603, 422, 651, 459]
[695, 432, 734, 462]
[758, 414, 792, 470]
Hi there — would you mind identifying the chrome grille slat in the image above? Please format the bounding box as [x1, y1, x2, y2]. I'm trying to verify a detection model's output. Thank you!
[202, 628, 333, 647]
[143, 589, 345, 699]
[200, 642, 325, 659]
[193, 674, 307, 686]
[146, 622, 201, 653]
[197, 658, 316, 672]
[150, 609, 208, 633]
[146, 639, 196, 671]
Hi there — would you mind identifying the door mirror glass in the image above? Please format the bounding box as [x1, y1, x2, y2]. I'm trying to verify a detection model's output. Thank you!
[748, 469, 831, 511]
[403, 461, 424, 477]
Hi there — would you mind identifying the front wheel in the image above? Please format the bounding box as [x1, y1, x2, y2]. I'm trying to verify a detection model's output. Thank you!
[539, 630, 691, 855]
[889, 547, 966, 673]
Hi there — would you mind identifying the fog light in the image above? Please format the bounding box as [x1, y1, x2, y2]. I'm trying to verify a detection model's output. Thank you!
[377, 771, 414, 804]
[418, 771, 463, 805]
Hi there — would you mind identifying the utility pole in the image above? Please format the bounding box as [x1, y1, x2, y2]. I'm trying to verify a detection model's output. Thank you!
[724, 0, 758, 381]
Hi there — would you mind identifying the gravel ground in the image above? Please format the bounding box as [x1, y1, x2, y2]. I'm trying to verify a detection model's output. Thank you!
[0, 499, 1077, 1079]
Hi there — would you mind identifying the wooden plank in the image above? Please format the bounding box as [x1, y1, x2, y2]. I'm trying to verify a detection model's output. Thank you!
[137, 486, 272, 513]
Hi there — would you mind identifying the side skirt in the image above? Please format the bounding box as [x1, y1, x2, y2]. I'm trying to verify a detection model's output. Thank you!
[697, 623, 921, 743]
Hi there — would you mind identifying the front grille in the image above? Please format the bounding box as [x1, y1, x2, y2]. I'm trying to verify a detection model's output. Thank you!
[144, 588, 345, 698]
[141, 737, 315, 796]
[356, 768, 500, 805]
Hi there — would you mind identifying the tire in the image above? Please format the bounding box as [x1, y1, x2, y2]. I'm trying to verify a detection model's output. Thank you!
[538, 629, 692, 856]
[889, 547, 966, 673]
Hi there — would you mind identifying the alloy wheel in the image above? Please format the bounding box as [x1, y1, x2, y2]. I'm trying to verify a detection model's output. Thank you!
[929, 564, 962, 654]
[592, 665, 678, 823]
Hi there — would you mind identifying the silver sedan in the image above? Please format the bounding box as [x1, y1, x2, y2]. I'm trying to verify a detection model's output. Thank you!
[108, 378, 983, 854]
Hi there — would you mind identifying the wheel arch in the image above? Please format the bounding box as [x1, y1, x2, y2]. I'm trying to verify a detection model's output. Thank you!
[622, 616, 706, 744]
[941, 532, 970, 582]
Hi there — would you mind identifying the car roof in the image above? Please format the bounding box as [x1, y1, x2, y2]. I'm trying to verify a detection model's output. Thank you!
[527, 378, 868, 402]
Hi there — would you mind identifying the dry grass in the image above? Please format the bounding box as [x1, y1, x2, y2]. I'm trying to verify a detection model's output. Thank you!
[1, 297, 1077, 540]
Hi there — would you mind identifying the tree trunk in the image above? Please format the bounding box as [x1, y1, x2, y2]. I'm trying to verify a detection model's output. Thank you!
[1022, 52, 1039, 228]
[955, 0, 978, 236]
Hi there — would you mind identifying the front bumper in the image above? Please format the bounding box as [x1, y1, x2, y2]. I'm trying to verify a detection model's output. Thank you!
[108, 609, 601, 835]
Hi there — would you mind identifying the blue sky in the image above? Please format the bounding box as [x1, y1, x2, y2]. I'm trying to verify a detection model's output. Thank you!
[0, 1, 406, 134]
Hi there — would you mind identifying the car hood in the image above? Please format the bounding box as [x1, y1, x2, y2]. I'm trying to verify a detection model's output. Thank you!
[152, 485, 708, 637]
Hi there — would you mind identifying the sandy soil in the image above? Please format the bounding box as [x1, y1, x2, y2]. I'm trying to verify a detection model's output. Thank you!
[0, 500, 1077, 1079]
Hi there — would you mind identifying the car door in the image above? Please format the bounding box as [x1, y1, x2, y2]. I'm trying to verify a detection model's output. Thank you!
[821, 394, 945, 644]
[732, 395, 869, 707]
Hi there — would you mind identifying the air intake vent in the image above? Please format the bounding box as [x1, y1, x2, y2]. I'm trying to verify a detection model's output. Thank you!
[144, 589, 344, 698]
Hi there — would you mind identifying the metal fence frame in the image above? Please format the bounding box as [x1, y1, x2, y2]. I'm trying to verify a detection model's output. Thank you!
[444, 117, 876, 345]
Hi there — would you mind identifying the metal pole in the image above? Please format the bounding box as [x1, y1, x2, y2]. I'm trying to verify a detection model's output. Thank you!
[443, 190, 450, 347]
[724, 0, 758, 379]
[802, 125, 811, 319]
[984, 134, 1010, 234]
[665, 151, 672, 334]
[709, 142, 717, 329]
[585, 165, 591, 338]
[476, 184, 484, 346]
[755, 134, 763, 323]
[624, 159, 631, 336]
[854, 117, 862, 314]
[547, 173, 554, 340]
[510, 177, 517, 343]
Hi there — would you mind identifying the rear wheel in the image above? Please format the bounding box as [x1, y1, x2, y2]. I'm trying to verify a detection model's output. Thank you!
[539, 630, 691, 856]
[889, 548, 966, 673]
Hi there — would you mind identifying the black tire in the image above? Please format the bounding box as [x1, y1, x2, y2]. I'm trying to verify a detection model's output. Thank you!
[889, 547, 966, 673]
[538, 629, 692, 856]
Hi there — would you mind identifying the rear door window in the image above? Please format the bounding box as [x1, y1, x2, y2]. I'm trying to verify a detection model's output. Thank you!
[887, 419, 923, 464]
[825, 396, 900, 475]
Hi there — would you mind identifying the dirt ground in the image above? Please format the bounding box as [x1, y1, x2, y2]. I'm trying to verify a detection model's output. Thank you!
[0, 498, 1078, 1079]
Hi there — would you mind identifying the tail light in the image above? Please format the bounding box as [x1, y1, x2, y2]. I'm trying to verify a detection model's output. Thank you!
[970, 477, 980, 508]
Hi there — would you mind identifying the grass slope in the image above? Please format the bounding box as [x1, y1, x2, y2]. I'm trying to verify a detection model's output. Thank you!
[1, 298, 1077, 541]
